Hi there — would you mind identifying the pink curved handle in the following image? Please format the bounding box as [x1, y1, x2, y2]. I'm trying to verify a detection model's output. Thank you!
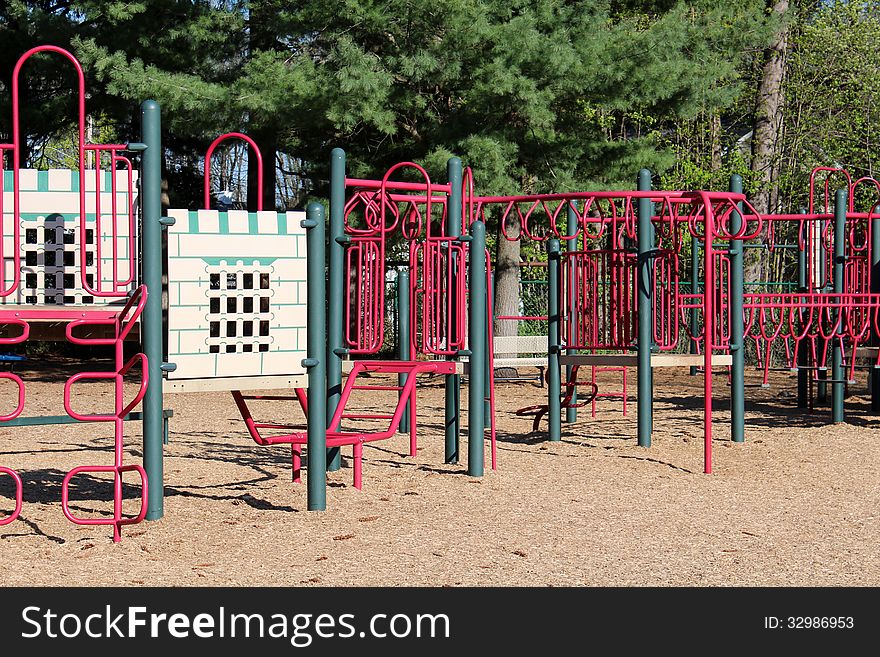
[61, 464, 148, 529]
[65, 285, 147, 345]
[118, 352, 149, 417]
[0, 373, 26, 421]
[204, 133, 263, 211]
[5, 46, 86, 297]
[65, 318, 117, 345]
[0, 467, 23, 526]
[63, 353, 148, 421]
[0, 320, 29, 344]
[115, 285, 148, 340]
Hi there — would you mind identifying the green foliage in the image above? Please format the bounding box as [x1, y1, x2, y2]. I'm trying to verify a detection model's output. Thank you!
[0, 1, 775, 208]
[780, 0, 880, 211]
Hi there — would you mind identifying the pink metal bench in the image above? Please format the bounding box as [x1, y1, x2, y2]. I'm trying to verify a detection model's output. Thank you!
[233, 360, 462, 489]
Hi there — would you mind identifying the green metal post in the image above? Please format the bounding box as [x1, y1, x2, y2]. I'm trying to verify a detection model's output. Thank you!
[140, 100, 164, 521]
[467, 220, 487, 475]
[729, 175, 745, 443]
[547, 238, 562, 442]
[446, 157, 463, 462]
[832, 189, 846, 423]
[797, 208, 809, 408]
[637, 169, 653, 447]
[397, 269, 411, 432]
[689, 236, 699, 376]
[565, 203, 578, 423]
[304, 203, 328, 510]
[326, 148, 345, 471]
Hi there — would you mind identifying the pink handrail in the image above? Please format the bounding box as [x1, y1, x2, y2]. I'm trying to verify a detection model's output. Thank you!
[0, 373, 26, 422]
[64, 285, 147, 345]
[0, 320, 29, 344]
[6, 46, 136, 297]
[204, 132, 264, 211]
[63, 352, 149, 422]
[0, 467, 23, 526]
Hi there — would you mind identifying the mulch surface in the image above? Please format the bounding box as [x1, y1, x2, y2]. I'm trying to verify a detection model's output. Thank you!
[1, 360, 877, 586]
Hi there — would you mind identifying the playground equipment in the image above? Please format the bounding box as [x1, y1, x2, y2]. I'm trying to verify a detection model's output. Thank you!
[0, 48, 319, 536]
[477, 181, 749, 472]
[4, 42, 879, 543]
[326, 151, 497, 476]
[514, 365, 599, 431]
[0, 45, 164, 541]
[0, 44, 498, 536]
[497, 169, 880, 472]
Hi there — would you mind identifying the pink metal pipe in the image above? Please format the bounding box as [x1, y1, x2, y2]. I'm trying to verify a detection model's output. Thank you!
[0, 373, 26, 421]
[0, 467, 23, 526]
[698, 191, 715, 475]
[346, 177, 452, 194]
[63, 353, 148, 422]
[10, 47, 138, 297]
[61, 463, 148, 543]
[0, 320, 29, 344]
[204, 132, 264, 211]
[809, 167, 852, 214]
[7, 46, 86, 296]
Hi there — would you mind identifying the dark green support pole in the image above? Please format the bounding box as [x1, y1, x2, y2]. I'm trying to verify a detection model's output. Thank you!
[397, 269, 411, 432]
[637, 169, 653, 447]
[446, 157, 463, 463]
[140, 100, 164, 521]
[304, 203, 328, 510]
[729, 175, 745, 443]
[797, 209, 809, 408]
[565, 203, 578, 423]
[547, 238, 562, 442]
[817, 364, 828, 403]
[689, 235, 699, 376]
[467, 220, 487, 475]
[326, 148, 345, 471]
[832, 189, 846, 423]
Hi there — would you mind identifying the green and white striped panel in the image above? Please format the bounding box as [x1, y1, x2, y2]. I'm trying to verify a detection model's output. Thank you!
[165, 208, 308, 381]
[1, 168, 138, 305]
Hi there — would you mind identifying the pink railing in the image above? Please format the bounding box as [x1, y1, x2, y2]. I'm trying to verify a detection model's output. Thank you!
[0, 467, 23, 526]
[343, 162, 448, 355]
[1, 45, 137, 298]
[59, 285, 149, 542]
[410, 238, 468, 356]
[0, 319, 28, 525]
[203, 132, 264, 210]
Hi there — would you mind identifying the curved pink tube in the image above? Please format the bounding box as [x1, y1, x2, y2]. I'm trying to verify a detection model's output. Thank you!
[0, 373, 26, 421]
[61, 464, 148, 542]
[0, 320, 29, 344]
[204, 132, 263, 211]
[63, 353, 148, 421]
[0, 467, 23, 525]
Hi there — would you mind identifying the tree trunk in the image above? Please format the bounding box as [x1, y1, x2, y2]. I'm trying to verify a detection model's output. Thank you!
[493, 212, 521, 352]
[247, 2, 280, 211]
[711, 114, 722, 172]
[746, 0, 789, 286]
[750, 0, 789, 216]
[247, 128, 277, 210]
